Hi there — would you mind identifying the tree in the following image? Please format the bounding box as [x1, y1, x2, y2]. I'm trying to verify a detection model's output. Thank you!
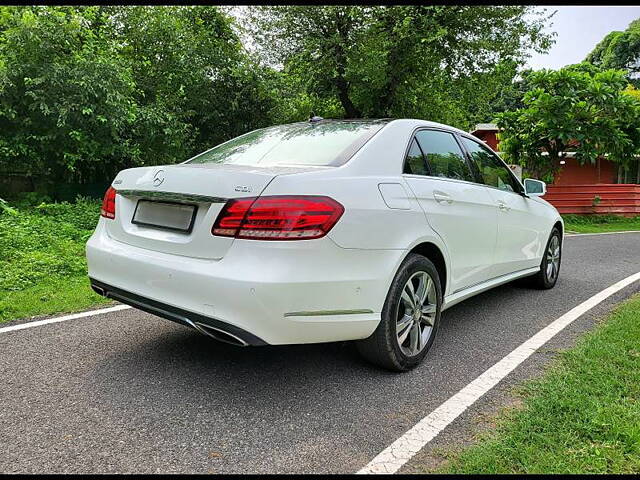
[0, 7, 138, 183]
[586, 18, 640, 82]
[0, 6, 280, 188]
[241, 6, 554, 128]
[623, 83, 640, 100]
[108, 6, 278, 158]
[496, 65, 640, 182]
[487, 68, 537, 115]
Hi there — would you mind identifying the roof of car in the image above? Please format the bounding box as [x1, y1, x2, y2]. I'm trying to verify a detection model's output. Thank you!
[288, 118, 391, 126]
[386, 118, 471, 137]
[286, 117, 469, 136]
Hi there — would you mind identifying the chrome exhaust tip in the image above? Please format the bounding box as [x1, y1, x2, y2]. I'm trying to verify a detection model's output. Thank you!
[91, 284, 106, 297]
[183, 319, 249, 347]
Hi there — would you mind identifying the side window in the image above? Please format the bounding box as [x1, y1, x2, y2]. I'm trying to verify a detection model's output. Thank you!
[403, 138, 428, 175]
[414, 130, 474, 182]
[461, 137, 520, 193]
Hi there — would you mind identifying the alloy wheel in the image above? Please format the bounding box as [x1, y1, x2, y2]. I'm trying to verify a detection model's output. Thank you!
[396, 271, 437, 356]
[546, 235, 561, 282]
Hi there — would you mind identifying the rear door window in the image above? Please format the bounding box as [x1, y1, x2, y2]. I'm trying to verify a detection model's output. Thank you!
[414, 130, 474, 182]
[403, 138, 428, 175]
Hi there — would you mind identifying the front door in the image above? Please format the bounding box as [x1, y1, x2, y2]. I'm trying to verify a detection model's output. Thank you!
[459, 135, 543, 277]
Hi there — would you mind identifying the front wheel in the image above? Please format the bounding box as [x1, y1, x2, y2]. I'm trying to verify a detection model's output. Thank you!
[527, 227, 562, 289]
[356, 254, 442, 372]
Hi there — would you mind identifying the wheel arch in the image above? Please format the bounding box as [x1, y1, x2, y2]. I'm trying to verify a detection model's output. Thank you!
[407, 242, 448, 296]
[553, 219, 564, 237]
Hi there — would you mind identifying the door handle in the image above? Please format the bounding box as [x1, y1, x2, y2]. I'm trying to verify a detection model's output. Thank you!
[433, 191, 453, 204]
[497, 200, 511, 212]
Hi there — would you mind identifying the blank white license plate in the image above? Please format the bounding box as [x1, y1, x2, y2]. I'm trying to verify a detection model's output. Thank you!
[132, 200, 197, 233]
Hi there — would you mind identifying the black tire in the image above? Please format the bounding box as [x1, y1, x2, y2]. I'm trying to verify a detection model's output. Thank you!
[356, 253, 442, 372]
[527, 227, 562, 290]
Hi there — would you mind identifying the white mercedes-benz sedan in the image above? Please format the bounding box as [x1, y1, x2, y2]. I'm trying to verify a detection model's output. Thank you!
[86, 118, 563, 371]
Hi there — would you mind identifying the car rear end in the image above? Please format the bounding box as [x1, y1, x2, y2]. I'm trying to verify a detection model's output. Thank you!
[86, 120, 400, 345]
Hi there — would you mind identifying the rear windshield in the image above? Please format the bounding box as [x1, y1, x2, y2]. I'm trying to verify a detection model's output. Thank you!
[185, 121, 384, 167]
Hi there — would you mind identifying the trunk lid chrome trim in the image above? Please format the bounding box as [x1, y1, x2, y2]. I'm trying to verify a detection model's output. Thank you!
[116, 189, 227, 204]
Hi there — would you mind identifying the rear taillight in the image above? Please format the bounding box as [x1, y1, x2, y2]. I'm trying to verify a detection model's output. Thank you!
[100, 186, 117, 219]
[212, 195, 344, 240]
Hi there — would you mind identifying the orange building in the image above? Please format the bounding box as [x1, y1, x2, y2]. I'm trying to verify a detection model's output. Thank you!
[470, 124, 640, 215]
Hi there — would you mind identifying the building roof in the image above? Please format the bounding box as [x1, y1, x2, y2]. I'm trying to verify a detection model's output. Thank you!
[471, 123, 499, 133]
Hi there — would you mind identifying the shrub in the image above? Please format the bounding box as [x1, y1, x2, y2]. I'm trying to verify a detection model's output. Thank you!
[0, 199, 100, 292]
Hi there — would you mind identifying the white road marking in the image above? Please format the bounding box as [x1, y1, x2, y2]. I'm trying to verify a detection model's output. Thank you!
[358, 271, 640, 474]
[565, 230, 640, 237]
[0, 305, 131, 334]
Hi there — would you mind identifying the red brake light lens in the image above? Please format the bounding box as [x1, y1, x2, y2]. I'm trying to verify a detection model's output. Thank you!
[211, 197, 255, 237]
[212, 195, 344, 240]
[100, 186, 117, 219]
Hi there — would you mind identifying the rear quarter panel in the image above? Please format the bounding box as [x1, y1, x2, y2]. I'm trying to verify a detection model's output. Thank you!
[260, 166, 453, 296]
[261, 171, 434, 250]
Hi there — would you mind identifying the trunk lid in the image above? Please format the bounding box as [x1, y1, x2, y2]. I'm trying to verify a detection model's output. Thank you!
[107, 163, 315, 259]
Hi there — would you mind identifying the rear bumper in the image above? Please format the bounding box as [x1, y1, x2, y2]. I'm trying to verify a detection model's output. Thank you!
[86, 220, 404, 345]
[89, 278, 267, 346]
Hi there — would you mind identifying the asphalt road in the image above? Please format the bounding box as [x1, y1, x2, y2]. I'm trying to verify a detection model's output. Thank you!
[1, 233, 639, 474]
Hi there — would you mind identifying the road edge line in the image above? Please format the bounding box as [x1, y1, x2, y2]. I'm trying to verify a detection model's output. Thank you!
[0, 305, 132, 334]
[357, 271, 640, 474]
[565, 230, 640, 237]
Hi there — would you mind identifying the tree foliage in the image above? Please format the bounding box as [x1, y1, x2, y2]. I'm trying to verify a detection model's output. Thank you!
[0, 6, 277, 185]
[496, 65, 640, 182]
[0, 6, 556, 189]
[0, 7, 138, 182]
[242, 6, 554, 127]
[108, 6, 278, 157]
[586, 18, 640, 82]
[623, 83, 640, 100]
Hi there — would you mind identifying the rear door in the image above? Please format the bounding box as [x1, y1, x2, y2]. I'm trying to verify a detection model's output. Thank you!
[459, 135, 544, 277]
[403, 129, 498, 294]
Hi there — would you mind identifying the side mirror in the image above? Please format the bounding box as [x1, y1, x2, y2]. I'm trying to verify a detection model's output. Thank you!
[524, 178, 546, 197]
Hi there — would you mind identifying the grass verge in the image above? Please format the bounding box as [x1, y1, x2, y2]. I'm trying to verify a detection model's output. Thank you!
[428, 294, 640, 474]
[563, 214, 640, 234]
[0, 197, 112, 323]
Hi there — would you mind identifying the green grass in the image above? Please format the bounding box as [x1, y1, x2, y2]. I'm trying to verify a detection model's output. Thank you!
[428, 294, 640, 474]
[563, 214, 640, 234]
[0, 197, 112, 323]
